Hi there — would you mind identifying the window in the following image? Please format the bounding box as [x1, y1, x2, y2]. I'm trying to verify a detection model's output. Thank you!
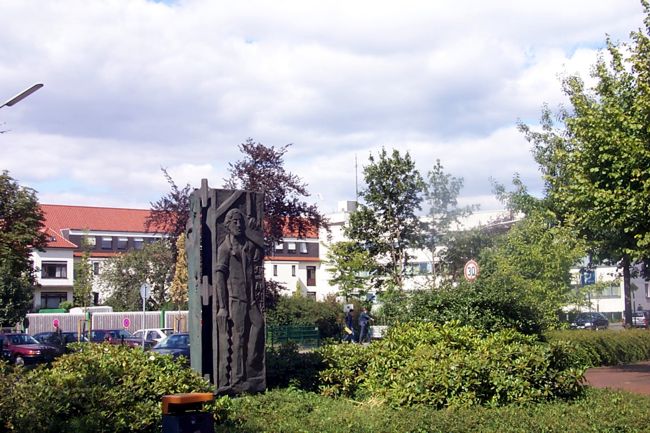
[646, 282, 650, 298]
[93, 262, 100, 275]
[299, 242, 308, 254]
[306, 266, 316, 286]
[307, 291, 317, 300]
[287, 242, 296, 251]
[291, 265, 296, 277]
[275, 242, 283, 251]
[134, 238, 144, 250]
[41, 292, 68, 309]
[273, 265, 278, 277]
[117, 237, 128, 249]
[41, 262, 67, 279]
[84, 236, 96, 246]
[591, 283, 621, 299]
[101, 237, 113, 249]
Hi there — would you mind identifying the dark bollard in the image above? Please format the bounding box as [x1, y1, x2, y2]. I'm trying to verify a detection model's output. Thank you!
[161, 393, 214, 433]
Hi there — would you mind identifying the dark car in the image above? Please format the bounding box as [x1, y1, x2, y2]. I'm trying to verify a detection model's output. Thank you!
[570, 312, 609, 330]
[32, 331, 88, 354]
[88, 329, 146, 348]
[151, 332, 189, 362]
[0, 333, 59, 366]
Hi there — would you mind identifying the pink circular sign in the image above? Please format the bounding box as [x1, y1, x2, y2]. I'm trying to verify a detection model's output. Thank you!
[122, 317, 130, 328]
[52, 318, 60, 328]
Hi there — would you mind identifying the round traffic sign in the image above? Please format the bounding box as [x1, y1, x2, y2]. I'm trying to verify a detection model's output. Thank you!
[52, 318, 60, 328]
[122, 317, 131, 328]
[463, 259, 479, 282]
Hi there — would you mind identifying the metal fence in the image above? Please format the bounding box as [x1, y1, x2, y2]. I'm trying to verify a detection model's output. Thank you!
[266, 325, 320, 348]
[25, 312, 320, 348]
[25, 310, 190, 335]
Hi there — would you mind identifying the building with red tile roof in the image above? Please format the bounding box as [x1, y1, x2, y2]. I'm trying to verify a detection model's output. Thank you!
[31, 202, 335, 312]
[31, 204, 167, 311]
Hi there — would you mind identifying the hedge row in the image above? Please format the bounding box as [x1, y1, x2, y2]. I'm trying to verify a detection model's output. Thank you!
[545, 329, 650, 366]
[215, 387, 650, 433]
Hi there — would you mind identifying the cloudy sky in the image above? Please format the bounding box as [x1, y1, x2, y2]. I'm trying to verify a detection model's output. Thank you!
[0, 0, 645, 215]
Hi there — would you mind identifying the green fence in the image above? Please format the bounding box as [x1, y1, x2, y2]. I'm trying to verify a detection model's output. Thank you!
[266, 325, 320, 348]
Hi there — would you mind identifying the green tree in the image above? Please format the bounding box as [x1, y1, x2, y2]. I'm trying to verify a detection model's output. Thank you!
[100, 240, 174, 311]
[478, 209, 586, 330]
[325, 241, 375, 301]
[0, 171, 48, 325]
[73, 234, 94, 308]
[424, 159, 478, 279]
[346, 148, 426, 290]
[520, 2, 650, 325]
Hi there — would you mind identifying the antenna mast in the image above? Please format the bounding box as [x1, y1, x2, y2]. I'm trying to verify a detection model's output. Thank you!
[355, 154, 358, 200]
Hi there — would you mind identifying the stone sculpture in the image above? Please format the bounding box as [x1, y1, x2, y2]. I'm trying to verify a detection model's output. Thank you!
[186, 179, 266, 394]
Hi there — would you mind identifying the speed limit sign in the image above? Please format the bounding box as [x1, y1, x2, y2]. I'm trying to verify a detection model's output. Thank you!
[463, 259, 479, 282]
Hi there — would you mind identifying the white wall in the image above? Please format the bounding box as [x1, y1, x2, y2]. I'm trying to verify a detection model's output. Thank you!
[30, 248, 74, 310]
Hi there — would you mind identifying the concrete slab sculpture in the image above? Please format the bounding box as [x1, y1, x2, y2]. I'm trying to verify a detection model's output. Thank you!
[186, 179, 266, 394]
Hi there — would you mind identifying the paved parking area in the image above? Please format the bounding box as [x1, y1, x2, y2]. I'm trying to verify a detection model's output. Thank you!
[585, 361, 650, 395]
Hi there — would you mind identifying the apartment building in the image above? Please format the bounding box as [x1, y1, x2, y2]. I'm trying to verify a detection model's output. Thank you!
[32, 204, 165, 311]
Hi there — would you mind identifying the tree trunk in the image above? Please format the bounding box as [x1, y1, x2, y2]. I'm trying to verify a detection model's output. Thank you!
[623, 254, 633, 327]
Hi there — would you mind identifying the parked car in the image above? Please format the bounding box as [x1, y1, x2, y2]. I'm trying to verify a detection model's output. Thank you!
[151, 332, 189, 362]
[132, 328, 175, 345]
[87, 329, 147, 348]
[570, 312, 610, 330]
[0, 333, 60, 366]
[632, 311, 650, 328]
[32, 331, 88, 354]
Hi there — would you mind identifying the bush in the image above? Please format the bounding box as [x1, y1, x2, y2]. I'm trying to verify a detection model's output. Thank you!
[214, 387, 650, 433]
[545, 328, 650, 366]
[377, 284, 544, 335]
[266, 295, 343, 339]
[319, 322, 586, 408]
[266, 342, 324, 391]
[0, 343, 212, 433]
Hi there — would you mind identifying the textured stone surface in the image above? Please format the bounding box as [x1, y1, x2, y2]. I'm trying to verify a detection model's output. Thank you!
[187, 179, 266, 395]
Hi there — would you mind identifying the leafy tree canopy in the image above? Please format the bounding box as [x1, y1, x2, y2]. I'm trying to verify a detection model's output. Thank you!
[0, 170, 48, 325]
[325, 241, 375, 301]
[520, 1, 650, 324]
[100, 240, 174, 311]
[346, 148, 426, 290]
[224, 138, 327, 247]
[145, 168, 191, 260]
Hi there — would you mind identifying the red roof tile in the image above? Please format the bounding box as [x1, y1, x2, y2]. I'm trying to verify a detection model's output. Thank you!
[42, 226, 77, 249]
[41, 204, 162, 233]
[279, 218, 319, 239]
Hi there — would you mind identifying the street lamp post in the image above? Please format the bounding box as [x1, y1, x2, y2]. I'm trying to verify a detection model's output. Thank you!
[0, 83, 44, 109]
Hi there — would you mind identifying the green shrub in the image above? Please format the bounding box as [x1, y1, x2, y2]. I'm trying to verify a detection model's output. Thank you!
[318, 342, 370, 398]
[214, 387, 650, 433]
[319, 322, 586, 408]
[266, 342, 324, 391]
[545, 328, 650, 366]
[267, 295, 343, 339]
[377, 284, 544, 335]
[0, 343, 212, 433]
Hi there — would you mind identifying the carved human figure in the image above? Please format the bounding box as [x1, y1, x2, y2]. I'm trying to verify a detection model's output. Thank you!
[215, 207, 265, 392]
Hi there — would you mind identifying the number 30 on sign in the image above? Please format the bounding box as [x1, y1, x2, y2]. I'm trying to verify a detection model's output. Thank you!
[463, 259, 479, 282]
